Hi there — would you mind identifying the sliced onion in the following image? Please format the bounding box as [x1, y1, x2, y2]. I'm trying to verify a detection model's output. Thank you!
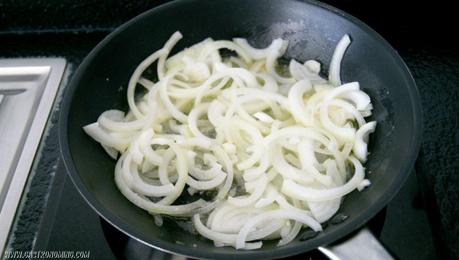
[281, 156, 365, 202]
[329, 34, 351, 86]
[228, 175, 268, 207]
[84, 31, 376, 250]
[236, 209, 322, 249]
[353, 121, 377, 162]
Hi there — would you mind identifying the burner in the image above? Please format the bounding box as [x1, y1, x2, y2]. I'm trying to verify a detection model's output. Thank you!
[100, 208, 386, 260]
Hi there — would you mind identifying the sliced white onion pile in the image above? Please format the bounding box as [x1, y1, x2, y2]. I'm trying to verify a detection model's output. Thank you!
[84, 31, 376, 249]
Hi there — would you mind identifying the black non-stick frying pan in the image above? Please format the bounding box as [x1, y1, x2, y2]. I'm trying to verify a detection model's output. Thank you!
[59, 0, 422, 258]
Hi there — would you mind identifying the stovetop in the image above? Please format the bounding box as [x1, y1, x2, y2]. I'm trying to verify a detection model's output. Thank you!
[1, 1, 458, 259]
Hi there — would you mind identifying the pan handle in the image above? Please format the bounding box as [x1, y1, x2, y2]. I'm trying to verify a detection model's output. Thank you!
[317, 228, 394, 260]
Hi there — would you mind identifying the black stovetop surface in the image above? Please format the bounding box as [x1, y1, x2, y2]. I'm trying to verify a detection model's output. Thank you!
[1, 1, 457, 259]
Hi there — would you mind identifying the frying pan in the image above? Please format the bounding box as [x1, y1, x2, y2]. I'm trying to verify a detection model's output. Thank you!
[59, 0, 422, 258]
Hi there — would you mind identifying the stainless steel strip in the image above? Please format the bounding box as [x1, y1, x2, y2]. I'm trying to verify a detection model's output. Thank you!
[0, 58, 66, 254]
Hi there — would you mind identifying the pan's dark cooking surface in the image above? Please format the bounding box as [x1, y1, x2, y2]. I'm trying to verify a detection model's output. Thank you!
[1, 0, 457, 259]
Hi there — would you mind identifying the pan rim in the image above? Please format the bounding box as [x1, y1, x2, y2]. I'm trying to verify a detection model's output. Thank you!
[58, 0, 423, 258]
